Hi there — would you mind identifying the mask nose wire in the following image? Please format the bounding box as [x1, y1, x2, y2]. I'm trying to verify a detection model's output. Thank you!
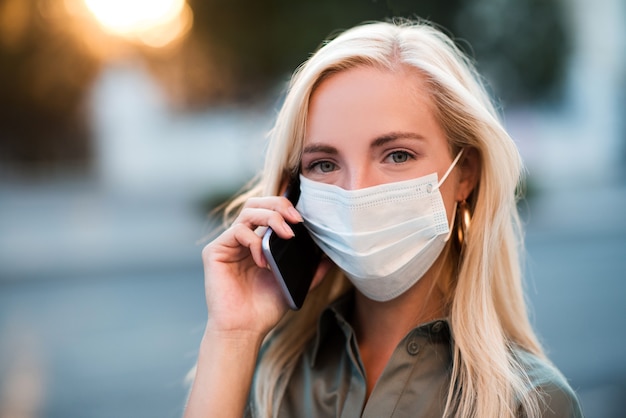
[434, 148, 465, 190]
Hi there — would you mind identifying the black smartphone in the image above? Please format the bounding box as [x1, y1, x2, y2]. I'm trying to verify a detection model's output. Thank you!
[261, 175, 322, 310]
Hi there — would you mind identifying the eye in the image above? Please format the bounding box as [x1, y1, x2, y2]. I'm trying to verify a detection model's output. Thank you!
[307, 160, 337, 173]
[385, 151, 413, 164]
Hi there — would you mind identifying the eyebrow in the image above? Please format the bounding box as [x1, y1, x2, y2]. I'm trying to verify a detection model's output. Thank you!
[302, 143, 338, 155]
[371, 131, 426, 147]
[302, 131, 425, 155]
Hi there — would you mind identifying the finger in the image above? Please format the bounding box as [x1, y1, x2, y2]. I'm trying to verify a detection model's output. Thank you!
[234, 207, 295, 239]
[242, 196, 304, 224]
[229, 223, 269, 268]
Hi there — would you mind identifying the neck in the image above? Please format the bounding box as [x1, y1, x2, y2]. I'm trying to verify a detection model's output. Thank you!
[350, 267, 447, 399]
[352, 270, 446, 346]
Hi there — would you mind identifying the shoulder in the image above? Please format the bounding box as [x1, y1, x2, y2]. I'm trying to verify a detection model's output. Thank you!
[513, 348, 584, 418]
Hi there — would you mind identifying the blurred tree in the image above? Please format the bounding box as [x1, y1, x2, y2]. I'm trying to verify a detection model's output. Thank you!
[181, 0, 465, 104]
[0, 0, 100, 174]
[455, 0, 570, 104]
[179, 0, 569, 105]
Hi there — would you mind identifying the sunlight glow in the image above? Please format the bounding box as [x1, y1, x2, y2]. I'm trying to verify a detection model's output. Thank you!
[83, 0, 191, 48]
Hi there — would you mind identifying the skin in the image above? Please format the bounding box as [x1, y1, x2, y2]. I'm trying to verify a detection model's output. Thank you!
[184, 65, 478, 417]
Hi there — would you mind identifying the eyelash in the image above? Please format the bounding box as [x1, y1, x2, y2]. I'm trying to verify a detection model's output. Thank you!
[303, 150, 417, 173]
[385, 150, 416, 163]
[304, 160, 337, 173]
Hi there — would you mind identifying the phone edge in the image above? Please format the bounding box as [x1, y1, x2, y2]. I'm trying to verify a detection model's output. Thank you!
[261, 227, 300, 310]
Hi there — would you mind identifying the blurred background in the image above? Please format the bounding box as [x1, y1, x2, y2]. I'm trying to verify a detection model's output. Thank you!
[0, 0, 624, 417]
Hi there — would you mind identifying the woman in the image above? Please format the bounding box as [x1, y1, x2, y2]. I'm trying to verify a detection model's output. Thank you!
[184, 20, 583, 418]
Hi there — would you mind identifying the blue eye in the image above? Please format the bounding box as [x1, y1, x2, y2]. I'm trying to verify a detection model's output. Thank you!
[308, 160, 337, 173]
[387, 151, 411, 163]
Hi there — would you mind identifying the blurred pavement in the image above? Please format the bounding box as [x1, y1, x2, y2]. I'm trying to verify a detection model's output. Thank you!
[523, 183, 626, 418]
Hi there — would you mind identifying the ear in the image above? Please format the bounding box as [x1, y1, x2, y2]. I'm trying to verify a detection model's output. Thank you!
[455, 147, 480, 202]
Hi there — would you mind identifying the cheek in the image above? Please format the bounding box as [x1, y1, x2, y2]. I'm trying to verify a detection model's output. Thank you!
[444, 194, 457, 227]
[438, 174, 460, 225]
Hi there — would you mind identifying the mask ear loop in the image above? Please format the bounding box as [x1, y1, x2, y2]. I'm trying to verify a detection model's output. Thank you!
[436, 148, 465, 189]
[437, 149, 465, 242]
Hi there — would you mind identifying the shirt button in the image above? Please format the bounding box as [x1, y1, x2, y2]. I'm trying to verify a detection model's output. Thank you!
[431, 321, 444, 333]
[406, 339, 420, 355]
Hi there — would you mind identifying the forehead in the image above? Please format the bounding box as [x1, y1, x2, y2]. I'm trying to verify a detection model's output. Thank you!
[304, 65, 444, 145]
[310, 64, 432, 108]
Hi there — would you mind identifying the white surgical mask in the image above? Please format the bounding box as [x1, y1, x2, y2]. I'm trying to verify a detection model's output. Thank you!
[296, 151, 463, 301]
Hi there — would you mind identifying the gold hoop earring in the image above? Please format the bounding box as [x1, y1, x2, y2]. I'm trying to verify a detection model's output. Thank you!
[456, 200, 472, 248]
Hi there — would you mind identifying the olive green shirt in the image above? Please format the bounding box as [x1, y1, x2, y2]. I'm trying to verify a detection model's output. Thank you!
[251, 292, 583, 417]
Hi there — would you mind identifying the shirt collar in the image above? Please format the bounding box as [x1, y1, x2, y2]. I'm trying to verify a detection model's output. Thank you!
[310, 290, 355, 367]
[310, 290, 453, 367]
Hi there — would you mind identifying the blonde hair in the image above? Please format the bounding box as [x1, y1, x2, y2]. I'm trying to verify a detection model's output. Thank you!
[225, 19, 546, 418]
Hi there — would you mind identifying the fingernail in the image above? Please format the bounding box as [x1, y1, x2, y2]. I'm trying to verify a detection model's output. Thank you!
[283, 221, 295, 237]
[288, 207, 303, 223]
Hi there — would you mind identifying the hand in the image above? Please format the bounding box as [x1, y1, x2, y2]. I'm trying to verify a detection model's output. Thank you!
[201, 196, 324, 338]
[185, 197, 329, 418]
